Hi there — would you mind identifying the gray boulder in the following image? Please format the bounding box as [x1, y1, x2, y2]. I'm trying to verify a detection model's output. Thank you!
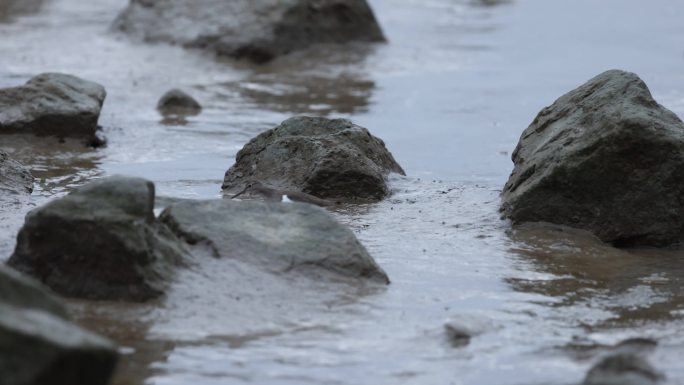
[0, 0, 44, 22]
[501, 70, 684, 246]
[113, 0, 386, 63]
[0, 73, 106, 144]
[0, 303, 118, 385]
[159, 199, 390, 284]
[0, 266, 118, 385]
[222, 116, 405, 202]
[8, 175, 188, 301]
[157, 88, 202, 116]
[444, 315, 495, 348]
[0, 265, 67, 319]
[583, 353, 664, 385]
[0, 150, 33, 194]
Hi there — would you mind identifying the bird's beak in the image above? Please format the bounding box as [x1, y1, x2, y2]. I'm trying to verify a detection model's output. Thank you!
[231, 185, 249, 199]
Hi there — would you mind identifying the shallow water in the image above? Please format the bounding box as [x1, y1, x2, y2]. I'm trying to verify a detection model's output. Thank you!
[2, 0, 684, 384]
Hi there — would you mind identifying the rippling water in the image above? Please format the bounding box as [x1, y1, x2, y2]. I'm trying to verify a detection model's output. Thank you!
[2, 0, 684, 384]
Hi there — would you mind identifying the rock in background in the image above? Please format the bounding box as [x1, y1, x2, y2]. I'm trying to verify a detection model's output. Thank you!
[583, 352, 664, 385]
[160, 199, 390, 284]
[113, 0, 386, 63]
[8, 176, 188, 301]
[157, 88, 202, 116]
[222, 116, 405, 202]
[0, 265, 118, 385]
[0, 150, 33, 195]
[0, 0, 44, 22]
[501, 70, 684, 246]
[0, 73, 106, 145]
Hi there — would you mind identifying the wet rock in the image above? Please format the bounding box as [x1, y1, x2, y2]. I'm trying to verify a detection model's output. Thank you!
[0, 266, 118, 385]
[8, 175, 188, 301]
[444, 315, 495, 348]
[157, 88, 202, 116]
[0, 264, 67, 319]
[444, 323, 473, 347]
[0, 73, 106, 144]
[501, 70, 684, 246]
[470, 0, 511, 6]
[113, 0, 386, 63]
[583, 353, 664, 385]
[614, 338, 658, 355]
[0, 303, 118, 385]
[0, 150, 33, 194]
[222, 116, 405, 202]
[159, 199, 390, 284]
[0, 0, 44, 22]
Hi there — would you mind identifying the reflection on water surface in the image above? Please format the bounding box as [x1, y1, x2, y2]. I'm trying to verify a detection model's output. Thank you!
[2, 0, 684, 383]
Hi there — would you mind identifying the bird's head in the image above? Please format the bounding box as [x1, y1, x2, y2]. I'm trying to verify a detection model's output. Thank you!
[230, 181, 265, 199]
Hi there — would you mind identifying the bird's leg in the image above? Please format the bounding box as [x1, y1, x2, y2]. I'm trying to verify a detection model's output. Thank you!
[230, 185, 250, 199]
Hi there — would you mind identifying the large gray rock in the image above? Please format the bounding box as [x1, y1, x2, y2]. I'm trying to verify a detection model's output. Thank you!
[0, 266, 118, 385]
[113, 0, 386, 63]
[583, 353, 664, 385]
[444, 315, 495, 348]
[222, 116, 405, 202]
[159, 199, 390, 284]
[0, 0, 44, 22]
[501, 70, 684, 246]
[0, 150, 33, 194]
[0, 73, 106, 144]
[8, 175, 188, 301]
[157, 88, 202, 116]
[0, 265, 67, 319]
[0, 303, 118, 385]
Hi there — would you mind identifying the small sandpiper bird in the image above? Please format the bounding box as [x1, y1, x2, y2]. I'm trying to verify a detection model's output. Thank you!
[230, 181, 333, 207]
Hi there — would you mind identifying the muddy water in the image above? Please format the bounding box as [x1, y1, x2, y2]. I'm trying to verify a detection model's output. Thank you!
[2, 0, 684, 384]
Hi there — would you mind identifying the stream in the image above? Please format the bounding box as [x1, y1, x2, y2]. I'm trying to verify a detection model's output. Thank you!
[2, 0, 684, 384]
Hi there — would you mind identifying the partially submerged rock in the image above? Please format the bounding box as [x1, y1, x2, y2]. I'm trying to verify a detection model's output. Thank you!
[0, 73, 106, 145]
[159, 199, 390, 284]
[0, 265, 67, 319]
[222, 116, 405, 202]
[8, 175, 188, 301]
[0, 266, 118, 385]
[157, 88, 202, 116]
[0, 0, 44, 22]
[501, 70, 684, 246]
[614, 338, 658, 356]
[444, 315, 495, 348]
[113, 0, 386, 63]
[444, 322, 473, 348]
[0, 150, 33, 194]
[583, 353, 664, 385]
[0, 303, 118, 385]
